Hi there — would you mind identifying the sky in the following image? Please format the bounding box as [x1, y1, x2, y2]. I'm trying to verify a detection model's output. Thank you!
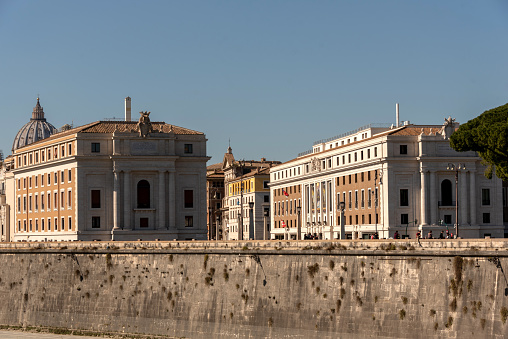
[1, 0, 507, 164]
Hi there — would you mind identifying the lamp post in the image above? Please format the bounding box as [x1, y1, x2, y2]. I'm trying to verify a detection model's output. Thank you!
[248, 201, 255, 240]
[339, 201, 346, 240]
[296, 206, 301, 240]
[216, 215, 220, 241]
[208, 207, 213, 240]
[263, 207, 269, 240]
[447, 163, 465, 238]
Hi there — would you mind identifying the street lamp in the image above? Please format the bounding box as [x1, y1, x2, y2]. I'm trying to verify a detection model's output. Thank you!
[447, 163, 466, 238]
[248, 201, 255, 240]
[339, 201, 346, 240]
[263, 207, 270, 240]
[216, 215, 220, 241]
[296, 205, 301, 240]
[208, 207, 213, 240]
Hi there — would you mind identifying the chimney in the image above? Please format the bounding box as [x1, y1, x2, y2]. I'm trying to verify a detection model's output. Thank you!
[396, 103, 400, 128]
[125, 96, 131, 121]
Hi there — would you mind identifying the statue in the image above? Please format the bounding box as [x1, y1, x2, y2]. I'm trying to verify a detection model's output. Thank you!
[137, 111, 153, 138]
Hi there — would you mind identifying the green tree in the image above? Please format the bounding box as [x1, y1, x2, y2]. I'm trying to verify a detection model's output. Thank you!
[449, 103, 508, 180]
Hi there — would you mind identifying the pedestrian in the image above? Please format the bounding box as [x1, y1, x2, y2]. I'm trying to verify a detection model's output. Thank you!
[427, 230, 433, 239]
[394, 231, 400, 239]
[439, 231, 445, 239]
[446, 230, 450, 239]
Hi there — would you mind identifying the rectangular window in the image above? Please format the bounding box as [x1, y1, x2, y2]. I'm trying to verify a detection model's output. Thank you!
[68, 217, 72, 230]
[68, 169, 72, 182]
[91, 190, 101, 208]
[68, 143, 72, 155]
[61, 171, 64, 183]
[355, 190, 358, 209]
[263, 181, 269, 189]
[41, 174, 44, 186]
[41, 193, 44, 210]
[54, 173, 57, 184]
[48, 218, 51, 231]
[184, 144, 193, 154]
[47, 194, 51, 210]
[61, 217, 65, 231]
[139, 217, 149, 228]
[185, 216, 194, 227]
[91, 143, 100, 153]
[54, 192, 58, 210]
[401, 213, 409, 224]
[400, 145, 408, 154]
[92, 216, 100, 228]
[482, 189, 490, 205]
[264, 195, 269, 203]
[361, 189, 365, 208]
[483, 213, 490, 224]
[367, 149, 371, 158]
[444, 214, 452, 225]
[48, 173, 51, 185]
[184, 190, 194, 208]
[374, 147, 378, 157]
[42, 219, 45, 231]
[400, 189, 409, 206]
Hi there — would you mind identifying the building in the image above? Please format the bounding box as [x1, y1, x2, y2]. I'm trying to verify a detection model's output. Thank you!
[220, 147, 280, 240]
[270, 116, 505, 240]
[4, 98, 209, 241]
[206, 163, 224, 240]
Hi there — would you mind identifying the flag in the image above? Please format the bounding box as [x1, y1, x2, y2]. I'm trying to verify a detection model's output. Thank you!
[282, 189, 289, 197]
[282, 220, 286, 228]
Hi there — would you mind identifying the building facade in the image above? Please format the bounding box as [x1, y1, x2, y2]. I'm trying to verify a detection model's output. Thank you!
[220, 147, 279, 240]
[270, 118, 505, 240]
[206, 163, 224, 240]
[4, 99, 209, 241]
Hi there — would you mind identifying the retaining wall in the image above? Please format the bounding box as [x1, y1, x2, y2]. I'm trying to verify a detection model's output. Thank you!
[0, 240, 507, 338]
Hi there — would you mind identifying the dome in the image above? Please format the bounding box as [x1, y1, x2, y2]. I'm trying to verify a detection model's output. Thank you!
[12, 98, 58, 152]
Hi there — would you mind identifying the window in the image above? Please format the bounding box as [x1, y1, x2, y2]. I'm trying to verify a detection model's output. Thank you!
[400, 145, 408, 154]
[61, 171, 64, 183]
[184, 144, 193, 154]
[68, 217, 72, 230]
[61, 217, 65, 231]
[61, 191, 64, 208]
[367, 149, 371, 159]
[140, 218, 149, 228]
[54, 172, 57, 184]
[483, 213, 490, 224]
[68, 190, 72, 208]
[355, 190, 358, 209]
[264, 195, 269, 203]
[68, 143, 72, 155]
[17, 196, 20, 213]
[47, 194, 51, 210]
[185, 216, 194, 227]
[61, 145, 65, 157]
[482, 189, 490, 206]
[91, 190, 101, 208]
[184, 190, 193, 208]
[263, 181, 269, 189]
[441, 180, 453, 206]
[54, 192, 58, 209]
[137, 180, 150, 208]
[444, 214, 452, 225]
[92, 216, 101, 228]
[68, 169, 72, 182]
[48, 218, 51, 231]
[374, 147, 378, 157]
[41, 193, 44, 210]
[42, 219, 45, 231]
[401, 213, 409, 224]
[41, 174, 44, 186]
[48, 173, 51, 185]
[361, 151, 364, 160]
[400, 189, 409, 206]
[91, 143, 100, 153]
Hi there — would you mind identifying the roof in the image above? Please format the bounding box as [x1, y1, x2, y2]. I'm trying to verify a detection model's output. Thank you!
[13, 120, 204, 152]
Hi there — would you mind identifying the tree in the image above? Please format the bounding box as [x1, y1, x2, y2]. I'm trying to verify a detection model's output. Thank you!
[449, 103, 508, 180]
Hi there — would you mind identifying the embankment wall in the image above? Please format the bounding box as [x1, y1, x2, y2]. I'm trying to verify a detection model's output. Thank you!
[0, 239, 507, 338]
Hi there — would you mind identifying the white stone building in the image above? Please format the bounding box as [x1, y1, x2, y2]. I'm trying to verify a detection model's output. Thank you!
[3, 98, 209, 241]
[270, 117, 505, 240]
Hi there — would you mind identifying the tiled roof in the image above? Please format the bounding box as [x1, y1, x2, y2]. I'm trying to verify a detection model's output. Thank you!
[389, 126, 444, 136]
[80, 121, 204, 135]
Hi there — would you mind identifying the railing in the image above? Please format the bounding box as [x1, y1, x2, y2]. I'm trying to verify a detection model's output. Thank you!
[297, 149, 313, 157]
[312, 123, 392, 146]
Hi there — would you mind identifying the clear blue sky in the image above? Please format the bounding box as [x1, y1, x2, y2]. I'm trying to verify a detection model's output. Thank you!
[1, 1, 507, 164]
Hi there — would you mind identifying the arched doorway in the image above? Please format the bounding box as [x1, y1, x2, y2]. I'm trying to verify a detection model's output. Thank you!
[137, 180, 150, 208]
[441, 179, 453, 206]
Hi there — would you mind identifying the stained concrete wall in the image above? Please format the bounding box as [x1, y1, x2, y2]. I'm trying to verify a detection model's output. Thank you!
[0, 240, 507, 338]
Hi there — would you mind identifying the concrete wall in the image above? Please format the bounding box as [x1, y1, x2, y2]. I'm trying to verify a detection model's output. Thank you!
[0, 240, 507, 338]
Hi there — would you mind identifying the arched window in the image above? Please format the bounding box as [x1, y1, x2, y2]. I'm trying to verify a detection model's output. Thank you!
[137, 180, 150, 208]
[441, 179, 453, 206]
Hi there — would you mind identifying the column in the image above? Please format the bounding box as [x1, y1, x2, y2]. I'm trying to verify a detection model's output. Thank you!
[158, 170, 165, 230]
[113, 169, 120, 230]
[470, 170, 476, 225]
[168, 170, 176, 230]
[430, 171, 437, 225]
[461, 171, 468, 225]
[420, 170, 428, 225]
[123, 170, 131, 230]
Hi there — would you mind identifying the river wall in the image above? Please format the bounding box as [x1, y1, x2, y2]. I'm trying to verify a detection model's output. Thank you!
[0, 239, 507, 338]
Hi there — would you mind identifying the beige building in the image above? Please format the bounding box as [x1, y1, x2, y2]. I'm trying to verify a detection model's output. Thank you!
[271, 117, 505, 240]
[3, 98, 209, 241]
[220, 147, 279, 240]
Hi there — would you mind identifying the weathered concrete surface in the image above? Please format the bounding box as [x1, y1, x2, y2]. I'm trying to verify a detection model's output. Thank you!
[0, 240, 507, 338]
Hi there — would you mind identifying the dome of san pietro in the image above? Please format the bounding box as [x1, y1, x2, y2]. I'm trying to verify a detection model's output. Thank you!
[12, 98, 58, 152]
